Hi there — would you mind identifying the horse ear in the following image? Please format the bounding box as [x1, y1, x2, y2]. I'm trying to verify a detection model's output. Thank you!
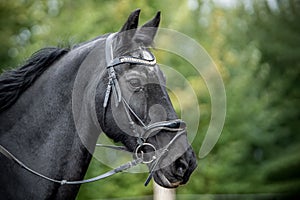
[134, 11, 161, 46]
[119, 9, 141, 33]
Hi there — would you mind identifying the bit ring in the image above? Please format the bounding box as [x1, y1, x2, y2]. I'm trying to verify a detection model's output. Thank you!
[135, 143, 157, 164]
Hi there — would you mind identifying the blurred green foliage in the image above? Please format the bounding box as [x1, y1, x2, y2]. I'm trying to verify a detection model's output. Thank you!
[1, 0, 299, 199]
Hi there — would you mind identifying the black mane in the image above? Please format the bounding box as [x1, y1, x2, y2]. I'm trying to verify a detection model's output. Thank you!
[0, 47, 69, 112]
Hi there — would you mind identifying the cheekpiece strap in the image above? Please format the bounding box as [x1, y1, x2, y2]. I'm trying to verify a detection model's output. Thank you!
[103, 33, 122, 108]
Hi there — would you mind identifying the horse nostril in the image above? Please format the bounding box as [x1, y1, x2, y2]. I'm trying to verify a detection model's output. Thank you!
[177, 166, 185, 178]
[176, 160, 188, 178]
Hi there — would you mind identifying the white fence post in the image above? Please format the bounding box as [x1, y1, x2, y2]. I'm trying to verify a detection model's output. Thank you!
[153, 182, 175, 200]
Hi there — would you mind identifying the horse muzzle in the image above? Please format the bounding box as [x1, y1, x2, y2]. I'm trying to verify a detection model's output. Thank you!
[152, 146, 197, 188]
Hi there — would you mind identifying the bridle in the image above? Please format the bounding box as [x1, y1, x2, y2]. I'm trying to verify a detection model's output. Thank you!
[0, 33, 187, 186]
[102, 33, 187, 185]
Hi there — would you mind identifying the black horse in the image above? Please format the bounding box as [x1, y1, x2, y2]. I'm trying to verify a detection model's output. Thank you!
[0, 9, 197, 199]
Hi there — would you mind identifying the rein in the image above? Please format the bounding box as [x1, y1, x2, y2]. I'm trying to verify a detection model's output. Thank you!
[0, 33, 186, 186]
[0, 144, 142, 185]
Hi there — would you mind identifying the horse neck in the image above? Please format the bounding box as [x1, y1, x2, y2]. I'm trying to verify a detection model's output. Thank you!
[0, 38, 105, 199]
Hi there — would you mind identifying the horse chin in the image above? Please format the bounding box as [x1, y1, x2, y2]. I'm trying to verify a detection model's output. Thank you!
[153, 170, 182, 188]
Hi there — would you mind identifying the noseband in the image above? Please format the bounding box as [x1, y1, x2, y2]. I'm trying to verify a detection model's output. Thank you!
[0, 33, 187, 186]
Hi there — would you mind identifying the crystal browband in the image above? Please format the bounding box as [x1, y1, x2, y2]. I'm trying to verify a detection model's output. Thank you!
[107, 56, 156, 68]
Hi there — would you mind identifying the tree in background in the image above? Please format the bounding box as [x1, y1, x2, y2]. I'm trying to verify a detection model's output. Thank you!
[180, 0, 300, 196]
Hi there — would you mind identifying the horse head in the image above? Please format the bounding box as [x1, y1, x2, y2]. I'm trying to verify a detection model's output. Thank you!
[96, 9, 197, 188]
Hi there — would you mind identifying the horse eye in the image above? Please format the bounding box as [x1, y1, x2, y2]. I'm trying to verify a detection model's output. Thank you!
[128, 78, 142, 88]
